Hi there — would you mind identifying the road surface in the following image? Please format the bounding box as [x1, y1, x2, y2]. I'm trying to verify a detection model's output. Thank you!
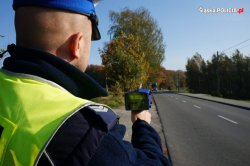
[154, 92, 250, 166]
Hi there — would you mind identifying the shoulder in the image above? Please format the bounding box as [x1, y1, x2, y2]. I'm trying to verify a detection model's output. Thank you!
[38, 105, 119, 166]
[84, 104, 119, 131]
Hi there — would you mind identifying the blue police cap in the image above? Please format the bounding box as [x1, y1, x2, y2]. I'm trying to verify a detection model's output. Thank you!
[13, 0, 101, 40]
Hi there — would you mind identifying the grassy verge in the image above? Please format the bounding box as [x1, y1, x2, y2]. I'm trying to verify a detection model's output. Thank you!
[92, 94, 124, 108]
[182, 92, 250, 103]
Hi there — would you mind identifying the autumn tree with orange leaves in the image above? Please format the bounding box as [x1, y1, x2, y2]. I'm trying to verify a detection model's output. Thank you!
[108, 8, 165, 85]
[100, 33, 149, 92]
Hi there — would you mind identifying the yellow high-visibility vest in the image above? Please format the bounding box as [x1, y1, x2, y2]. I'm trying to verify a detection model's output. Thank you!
[0, 70, 105, 166]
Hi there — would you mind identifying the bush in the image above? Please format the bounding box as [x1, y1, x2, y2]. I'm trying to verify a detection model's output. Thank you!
[110, 82, 123, 97]
[91, 92, 124, 109]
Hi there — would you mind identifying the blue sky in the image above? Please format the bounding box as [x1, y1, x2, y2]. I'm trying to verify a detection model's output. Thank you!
[1, 0, 250, 70]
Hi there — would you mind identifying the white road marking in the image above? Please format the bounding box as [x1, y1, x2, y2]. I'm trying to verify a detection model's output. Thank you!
[193, 105, 201, 109]
[182, 100, 187, 103]
[218, 115, 238, 124]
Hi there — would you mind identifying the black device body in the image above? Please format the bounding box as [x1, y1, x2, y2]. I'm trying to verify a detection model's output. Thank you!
[125, 89, 151, 111]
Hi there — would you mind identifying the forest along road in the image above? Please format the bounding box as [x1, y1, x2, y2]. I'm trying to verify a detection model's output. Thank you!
[153, 92, 250, 166]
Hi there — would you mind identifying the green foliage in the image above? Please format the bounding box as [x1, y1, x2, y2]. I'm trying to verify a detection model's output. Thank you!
[108, 7, 165, 83]
[186, 53, 206, 93]
[92, 94, 124, 108]
[186, 50, 250, 99]
[109, 82, 123, 97]
[100, 33, 149, 92]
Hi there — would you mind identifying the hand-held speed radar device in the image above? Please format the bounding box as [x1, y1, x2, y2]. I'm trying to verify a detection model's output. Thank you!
[125, 89, 151, 111]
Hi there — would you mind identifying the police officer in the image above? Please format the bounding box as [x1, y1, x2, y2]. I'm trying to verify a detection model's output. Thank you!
[0, 0, 171, 165]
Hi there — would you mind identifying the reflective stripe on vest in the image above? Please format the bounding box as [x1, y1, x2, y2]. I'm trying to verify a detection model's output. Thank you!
[0, 70, 106, 166]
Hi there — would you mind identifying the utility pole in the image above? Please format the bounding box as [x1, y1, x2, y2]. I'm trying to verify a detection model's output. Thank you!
[177, 71, 180, 93]
[175, 71, 180, 93]
[105, 73, 109, 93]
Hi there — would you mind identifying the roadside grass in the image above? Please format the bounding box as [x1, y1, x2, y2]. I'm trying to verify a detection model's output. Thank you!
[183, 92, 250, 103]
[91, 93, 124, 108]
[208, 94, 250, 103]
[164, 88, 189, 93]
[240, 100, 250, 103]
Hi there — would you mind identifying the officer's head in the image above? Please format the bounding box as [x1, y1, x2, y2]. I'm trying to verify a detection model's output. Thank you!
[13, 0, 101, 71]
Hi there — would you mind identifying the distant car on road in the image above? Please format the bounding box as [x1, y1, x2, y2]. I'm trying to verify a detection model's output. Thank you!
[151, 82, 158, 91]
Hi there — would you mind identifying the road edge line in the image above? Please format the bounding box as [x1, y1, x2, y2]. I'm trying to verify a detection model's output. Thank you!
[152, 94, 173, 165]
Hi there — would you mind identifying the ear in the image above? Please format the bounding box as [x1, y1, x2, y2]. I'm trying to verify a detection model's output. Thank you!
[69, 32, 84, 60]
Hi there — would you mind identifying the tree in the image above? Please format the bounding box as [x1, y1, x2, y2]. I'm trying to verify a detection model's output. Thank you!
[244, 57, 250, 98]
[164, 70, 177, 90]
[100, 33, 149, 92]
[216, 54, 233, 97]
[156, 67, 186, 91]
[186, 49, 250, 99]
[231, 49, 246, 98]
[156, 67, 168, 89]
[108, 8, 165, 83]
[177, 70, 186, 90]
[186, 53, 206, 93]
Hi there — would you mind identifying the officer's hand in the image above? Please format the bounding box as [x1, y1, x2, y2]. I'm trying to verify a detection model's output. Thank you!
[131, 110, 151, 124]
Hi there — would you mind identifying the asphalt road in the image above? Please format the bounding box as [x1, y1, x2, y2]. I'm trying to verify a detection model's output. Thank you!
[153, 92, 250, 166]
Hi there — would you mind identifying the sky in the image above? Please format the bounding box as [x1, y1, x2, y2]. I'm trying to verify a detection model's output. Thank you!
[1, 0, 250, 71]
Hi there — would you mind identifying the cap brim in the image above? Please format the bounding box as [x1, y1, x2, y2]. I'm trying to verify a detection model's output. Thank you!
[91, 23, 101, 41]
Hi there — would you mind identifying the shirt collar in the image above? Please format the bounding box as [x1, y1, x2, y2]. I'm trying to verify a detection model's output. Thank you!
[3, 44, 108, 99]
